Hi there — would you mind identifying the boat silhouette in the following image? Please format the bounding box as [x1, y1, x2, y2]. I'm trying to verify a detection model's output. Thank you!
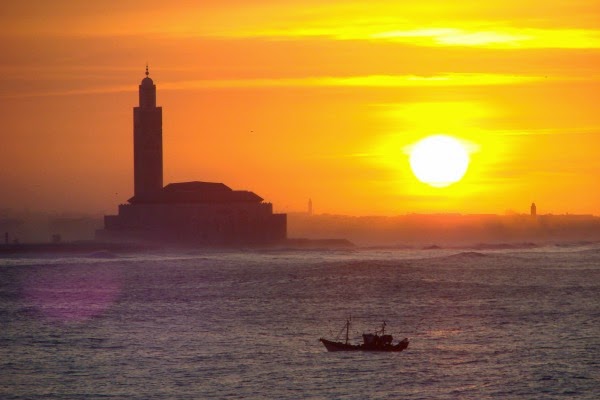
[319, 319, 409, 352]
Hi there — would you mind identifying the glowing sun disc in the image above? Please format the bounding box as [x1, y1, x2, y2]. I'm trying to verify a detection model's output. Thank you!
[409, 135, 470, 187]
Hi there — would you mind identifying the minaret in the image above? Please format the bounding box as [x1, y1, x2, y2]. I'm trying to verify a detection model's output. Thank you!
[133, 65, 163, 200]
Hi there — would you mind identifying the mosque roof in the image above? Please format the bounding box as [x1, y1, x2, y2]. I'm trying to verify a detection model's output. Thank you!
[128, 181, 264, 204]
[141, 76, 154, 86]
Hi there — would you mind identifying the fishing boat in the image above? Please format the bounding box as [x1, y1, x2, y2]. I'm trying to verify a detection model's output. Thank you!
[319, 319, 409, 352]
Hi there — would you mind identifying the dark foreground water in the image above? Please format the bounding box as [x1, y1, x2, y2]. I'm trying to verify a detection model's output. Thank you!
[1, 245, 599, 399]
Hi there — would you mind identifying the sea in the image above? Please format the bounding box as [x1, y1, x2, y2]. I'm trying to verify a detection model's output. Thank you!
[1, 244, 599, 399]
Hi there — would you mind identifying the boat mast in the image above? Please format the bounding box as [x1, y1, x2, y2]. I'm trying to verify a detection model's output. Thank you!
[345, 318, 350, 345]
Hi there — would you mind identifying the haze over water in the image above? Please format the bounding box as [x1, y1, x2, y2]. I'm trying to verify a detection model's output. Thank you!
[1, 245, 598, 399]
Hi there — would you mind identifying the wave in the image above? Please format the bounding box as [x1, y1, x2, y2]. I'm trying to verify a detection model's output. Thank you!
[572, 247, 600, 256]
[465, 242, 538, 250]
[362, 245, 416, 250]
[85, 250, 119, 259]
[422, 245, 443, 250]
[446, 251, 488, 259]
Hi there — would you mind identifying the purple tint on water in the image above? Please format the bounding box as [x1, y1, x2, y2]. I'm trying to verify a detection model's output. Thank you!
[22, 266, 122, 323]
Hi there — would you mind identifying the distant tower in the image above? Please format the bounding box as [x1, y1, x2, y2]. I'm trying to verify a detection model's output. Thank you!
[530, 202, 537, 217]
[308, 198, 313, 215]
[133, 64, 163, 199]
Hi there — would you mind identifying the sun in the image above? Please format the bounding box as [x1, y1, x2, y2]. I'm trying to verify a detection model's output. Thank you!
[409, 135, 470, 187]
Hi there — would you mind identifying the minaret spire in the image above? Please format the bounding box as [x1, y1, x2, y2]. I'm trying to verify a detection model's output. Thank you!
[134, 66, 162, 200]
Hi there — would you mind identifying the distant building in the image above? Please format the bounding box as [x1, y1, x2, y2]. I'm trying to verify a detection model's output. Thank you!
[531, 202, 537, 217]
[0, 218, 24, 244]
[97, 67, 286, 245]
[308, 198, 313, 215]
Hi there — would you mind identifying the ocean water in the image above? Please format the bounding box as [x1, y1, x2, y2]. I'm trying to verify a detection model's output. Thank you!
[1, 245, 599, 399]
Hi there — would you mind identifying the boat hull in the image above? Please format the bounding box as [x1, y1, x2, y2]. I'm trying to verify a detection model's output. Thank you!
[319, 338, 409, 352]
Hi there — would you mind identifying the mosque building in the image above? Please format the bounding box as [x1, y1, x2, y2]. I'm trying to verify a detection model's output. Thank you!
[97, 67, 287, 244]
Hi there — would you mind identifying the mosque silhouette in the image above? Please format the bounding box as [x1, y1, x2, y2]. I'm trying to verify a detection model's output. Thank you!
[97, 67, 287, 245]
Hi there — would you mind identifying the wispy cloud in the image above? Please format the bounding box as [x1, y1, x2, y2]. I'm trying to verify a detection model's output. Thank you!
[2, 72, 585, 99]
[164, 73, 547, 90]
[3, 2, 599, 50]
[214, 23, 600, 49]
[368, 27, 600, 49]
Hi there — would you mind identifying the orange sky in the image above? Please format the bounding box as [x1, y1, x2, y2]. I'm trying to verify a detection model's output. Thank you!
[1, 0, 599, 216]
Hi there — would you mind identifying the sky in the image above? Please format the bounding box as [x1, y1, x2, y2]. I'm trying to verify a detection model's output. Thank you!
[1, 0, 599, 216]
